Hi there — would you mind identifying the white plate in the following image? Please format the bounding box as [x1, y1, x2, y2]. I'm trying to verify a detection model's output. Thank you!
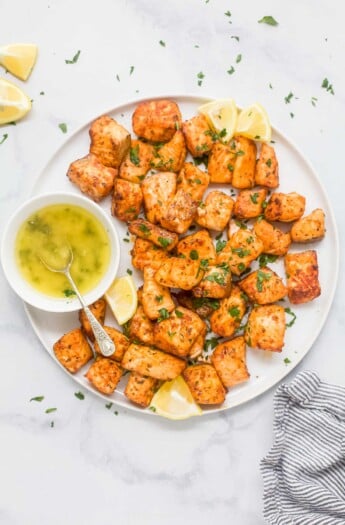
[24, 94, 339, 416]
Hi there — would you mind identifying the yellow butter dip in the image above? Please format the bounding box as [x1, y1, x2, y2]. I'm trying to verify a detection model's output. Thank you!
[15, 204, 111, 298]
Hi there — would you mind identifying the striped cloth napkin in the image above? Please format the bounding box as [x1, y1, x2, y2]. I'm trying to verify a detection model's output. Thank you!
[261, 370, 345, 524]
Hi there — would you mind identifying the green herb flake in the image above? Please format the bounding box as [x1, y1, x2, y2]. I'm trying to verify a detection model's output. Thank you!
[236, 54, 242, 63]
[311, 96, 318, 106]
[139, 223, 151, 235]
[232, 247, 251, 258]
[65, 50, 81, 64]
[284, 92, 293, 104]
[284, 357, 291, 364]
[126, 268, 133, 276]
[225, 10, 231, 17]
[45, 407, 57, 414]
[197, 71, 205, 86]
[321, 78, 335, 95]
[158, 237, 172, 249]
[227, 66, 235, 75]
[204, 337, 220, 352]
[175, 309, 184, 318]
[130, 66, 135, 75]
[63, 289, 76, 297]
[157, 308, 170, 322]
[149, 406, 156, 412]
[228, 306, 240, 318]
[30, 396, 44, 402]
[205, 272, 226, 285]
[123, 238, 130, 243]
[105, 402, 113, 410]
[129, 144, 140, 166]
[40, 91, 45, 95]
[231, 36, 240, 42]
[256, 270, 271, 292]
[58, 123, 67, 133]
[199, 259, 209, 270]
[237, 262, 246, 272]
[258, 254, 278, 268]
[285, 307, 297, 327]
[290, 112, 294, 119]
[266, 158, 272, 167]
[159, 40, 166, 47]
[258, 15, 278, 26]
[155, 295, 163, 303]
[74, 391, 85, 400]
[50, 421, 54, 428]
[116, 74, 120, 82]
[250, 192, 259, 204]
[0, 134, 8, 145]
[216, 239, 227, 253]
[189, 249, 199, 260]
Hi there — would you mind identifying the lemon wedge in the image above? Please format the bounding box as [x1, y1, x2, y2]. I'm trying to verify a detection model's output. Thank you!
[235, 102, 272, 142]
[198, 98, 237, 142]
[150, 375, 202, 420]
[0, 78, 31, 125]
[105, 275, 137, 325]
[0, 43, 38, 81]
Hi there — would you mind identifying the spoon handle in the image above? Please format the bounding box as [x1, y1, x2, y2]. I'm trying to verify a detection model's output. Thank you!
[65, 271, 115, 357]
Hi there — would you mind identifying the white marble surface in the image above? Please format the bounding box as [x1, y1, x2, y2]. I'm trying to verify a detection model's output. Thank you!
[1, 1, 344, 523]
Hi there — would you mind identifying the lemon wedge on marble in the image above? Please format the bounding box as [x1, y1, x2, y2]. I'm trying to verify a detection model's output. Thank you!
[105, 275, 137, 325]
[150, 375, 202, 420]
[198, 98, 238, 142]
[235, 102, 271, 142]
[0, 77, 31, 125]
[0, 43, 38, 81]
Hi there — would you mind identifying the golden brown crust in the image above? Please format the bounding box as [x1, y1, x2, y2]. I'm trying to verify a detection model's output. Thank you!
[85, 357, 122, 395]
[111, 178, 143, 222]
[149, 130, 187, 172]
[79, 298, 106, 342]
[246, 305, 286, 352]
[233, 188, 268, 219]
[121, 343, 186, 380]
[255, 143, 279, 188]
[132, 99, 182, 142]
[253, 219, 291, 256]
[67, 153, 117, 202]
[129, 304, 155, 345]
[119, 139, 153, 183]
[53, 328, 93, 374]
[195, 191, 234, 232]
[93, 326, 130, 362]
[238, 267, 287, 305]
[231, 136, 256, 189]
[264, 192, 306, 222]
[192, 264, 232, 299]
[207, 142, 236, 183]
[176, 229, 217, 265]
[131, 238, 167, 271]
[182, 114, 214, 157]
[211, 337, 250, 388]
[210, 285, 247, 338]
[177, 162, 210, 201]
[160, 189, 198, 234]
[217, 228, 263, 276]
[142, 266, 175, 320]
[183, 364, 226, 405]
[128, 219, 178, 251]
[124, 372, 158, 408]
[89, 115, 131, 168]
[290, 209, 325, 243]
[284, 250, 321, 304]
[154, 257, 203, 290]
[141, 172, 177, 224]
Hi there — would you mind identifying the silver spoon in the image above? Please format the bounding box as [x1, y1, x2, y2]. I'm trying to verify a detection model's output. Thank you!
[39, 242, 115, 357]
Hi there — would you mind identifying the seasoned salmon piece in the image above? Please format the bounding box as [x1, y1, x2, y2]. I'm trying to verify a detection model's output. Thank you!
[255, 143, 279, 188]
[183, 364, 226, 405]
[182, 114, 214, 157]
[231, 136, 256, 189]
[233, 188, 268, 219]
[264, 192, 305, 222]
[284, 250, 321, 304]
[53, 328, 93, 374]
[253, 219, 291, 256]
[177, 162, 210, 201]
[79, 298, 106, 342]
[211, 337, 250, 388]
[131, 238, 167, 271]
[153, 306, 206, 357]
[160, 189, 197, 234]
[132, 99, 182, 142]
[121, 343, 186, 380]
[176, 229, 217, 265]
[189, 332, 206, 359]
[142, 267, 175, 320]
[89, 115, 131, 168]
[124, 372, 158, 408]
[192, 263, 232, 299]
[93, 326, 130, 362]
[238, 267, 287, 305]
[217, 228, 263, 276]
[111, 178, 142, 222]
[207, 142, 236, 183]
[119, 140, 153, 183]
[149, 130, 187, 172]
[174, 292, 221, 318]
[196, 191, 234, 232]
[128, 219, 178, 251]
[154, 257, 204, 290]
[141, 172, 177, 224]
[290, 209, 326, 243]
[210, 285, 247, 338]
[85, 357, 122, 395]
[246, 305, 286, 352]
[129, 303, 155, 345]
[67, 153, 117, 202]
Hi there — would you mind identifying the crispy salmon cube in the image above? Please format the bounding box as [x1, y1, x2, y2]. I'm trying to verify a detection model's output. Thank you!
[183, 364, 226, 405]
[177, 162, 210, 201]
[210, 285, 247, 338]
[182, 114, 214, 157]
[264, 192, 306, 222]
[129, 304, 155, 345]
[124, 372, 158, 408]
[119, 140, 153, 183]
[79, 297, 106, 342]
[174, 292, 221, 318]
[238, 267, 287, 304]
[246, 305, 286, 352]
[67, 153, 117, 202]
[132, 99, 182, 142]
[255, 143, 279, 188]
[111, 178, 142, 222]
[149, 130, 187, 172]
[154, 257, 203, 290]
[93, 326, 130, 362]
[53, 328, 93, 374]
[177, 229, 216, 265]
[284, 250, 321, 304]
[160, 189, 198, 234]
[142, 267, 175, 320]
[211, 337, 250, 388]
[253, 219, 291, 256]
[217, 228, 263, 276]
[231, 136, 256, 189]
[131, 238, 167, 271]
[207, 142, 236, 183]
[233, 188, 268, 219]
[192, 263, 232, 299]
[128, 219, 178, 251]
[85, 357, 122, 395]
[153, 306, 206, 357]
[141, 172, 177, 224]
[196, 191, 234, 231]
[89, 115, 131, 168]
[121, 344, 186, 380]
[290, 209, 326, 243]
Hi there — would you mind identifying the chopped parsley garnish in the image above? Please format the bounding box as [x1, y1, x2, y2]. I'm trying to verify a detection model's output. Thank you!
[236, 54, 242, 63]
[126, 268, 133, 275]
[157, 308, 170, 322]
[216, 239, 227, 253]
[266, 158, 272, 167]
[0, 133, 8, 145]
[228, 306, 240, 318]
[65, 50, 81, 64]
[250, 192, 259, 204]
[231, 36, 240, 41]
[204, 337, 220, 352]
[285, 307, 297, 327]
[159, 40, 166, 47]
[205, 272, 226, 285]
[311, 96, 318, 106]
[256, 270, 271, 291]
[40, 91, 45, 95]
[59, 123, 67, 133]
[224, 10, 232, 17]
[45, 408, 57, 414]
[284, 92, 293, 104]
[158, 237, 172, 248]
[232, 247, 251, 258]
[155, 295, 163, 303]
[284, 357, 291, 364]
[321, 78, 335, 95]
[258, 15, 278, 26]
[189, 249, 199, 260]
[139, 223, 151, 235]
[227, 66, 235, 75]
[290, 112, 294, 119]
[204, 128, 227, 141]
[129, 144, 140, 166]
[129, 66, 135, 75]
[149, 406, 156, 412]
[258, 254, 278, 268]
[30, 396, 44, 402]
[63, 289, 76, 297]
[192, 297, 220, 311]
[123, 238, 130, 243]
[74, 391, 85, 400]
[197, 71, 205, 86]
[116, 74, 120, 82]
[237, 263, 246, 272]
[200, 259, 209, 270]
[105, 402, 113, 410]
[175, 309, 184, 318]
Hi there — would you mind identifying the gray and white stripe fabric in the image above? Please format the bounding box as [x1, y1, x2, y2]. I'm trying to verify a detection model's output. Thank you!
[261, 371, 345, 524]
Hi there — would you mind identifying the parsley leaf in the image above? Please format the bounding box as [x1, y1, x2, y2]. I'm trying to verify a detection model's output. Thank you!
[258, 15, 278, 26]
[216, 239, 227, 253]
[74, 391, 85, 400]
[0, 133, 8, 145]
[30, 396, 44, 402]
[130, 66, 135, 75]
[45, 408, 57, 414]
[284, 92, 293, 104]
[228, 306, 240, 318]
[59, 123, 67, 133]
[258, 254, 278, 268]
[284, 357, 291, 364]
[158, 237, 172, 249]
[129, 144, 140, 166]
[204, 337, 220, 352]
[175, 309, 184, 318]
[250, 192, 259, 204]
[65, 50, 81, 64]
[256, 270, 271, 292]
[63, 289, 76, 297]
[159, 40, 166, 47]
[236, 54, 242, 63]
[157, 308, 170, 322]
[321, 78, 335, 95]
[197, 71, 205, 86]
[227, 66, 235, 75]
[285, 307, 297, 327]
[189, 249, 199, 260]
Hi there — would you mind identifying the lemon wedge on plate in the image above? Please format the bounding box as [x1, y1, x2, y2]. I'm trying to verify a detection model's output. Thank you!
[0, 78, 31, 125]
[150, 375, 202, 420]
[105, 275, 137, 325]
[235, 102, 271, 142]
[198, 98, 237, 142]
[0, 43, 38, 81]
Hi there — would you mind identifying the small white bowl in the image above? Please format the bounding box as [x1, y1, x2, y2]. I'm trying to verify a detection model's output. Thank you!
[1, 192, 120, 312]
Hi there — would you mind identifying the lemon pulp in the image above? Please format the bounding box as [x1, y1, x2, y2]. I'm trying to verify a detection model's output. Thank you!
[105, 275, 138, 325]
[150, 375, 202, 420]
